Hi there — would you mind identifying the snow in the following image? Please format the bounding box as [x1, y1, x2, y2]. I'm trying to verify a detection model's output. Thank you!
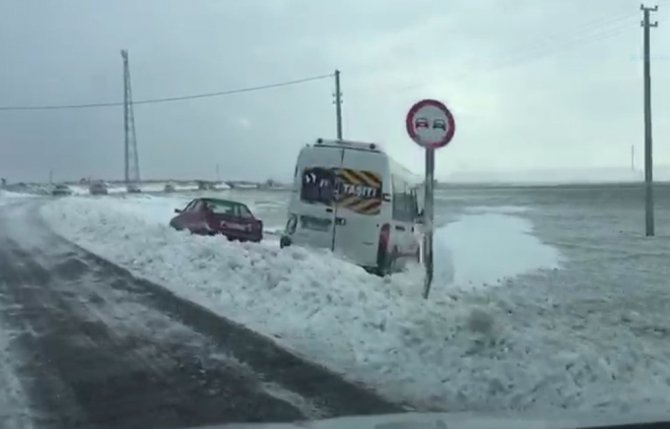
[66, 184, 127, 195]
[464, 205, 531, 214]
[0, 190, 34, 206]
[108, 194, 192, 224]
[39, 190, 670, 417]
[215, 410, 670, 429]
[68, 185, 89, 196]
[139, 183, 171, 193]
[440, 166, 670, 184]
[141, 182, 230, 192]
[67, 181, 218, 195]
[38, 195, 588, 413]
[0, 312, 34, 429]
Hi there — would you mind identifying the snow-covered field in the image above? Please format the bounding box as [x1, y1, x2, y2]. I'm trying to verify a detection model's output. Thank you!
[38, 185, 670, 416]
[68, 181, 213, 196]
[0, 190, 34, 206]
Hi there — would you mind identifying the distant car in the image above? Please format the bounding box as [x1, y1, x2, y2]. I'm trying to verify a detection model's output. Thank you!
[89, 181, 108, 195]
[432, 119, 446, 130]
[51, 184, 72, 196]
[415, 117, 429, 129]
[126, 183, 142, 193]
[164, 183, 176, 193]
[169, 198, 263, 242]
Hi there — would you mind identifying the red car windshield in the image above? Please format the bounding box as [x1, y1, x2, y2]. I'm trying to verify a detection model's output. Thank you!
[205, 200, 253, 218]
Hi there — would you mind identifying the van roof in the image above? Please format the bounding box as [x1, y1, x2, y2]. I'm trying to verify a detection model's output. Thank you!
[313, 138, 383, 153]
[304, 138, 422, 185]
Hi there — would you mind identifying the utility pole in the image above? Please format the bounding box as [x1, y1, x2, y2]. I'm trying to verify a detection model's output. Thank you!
[334, 70, 343, 140]
[631, 145, 635, 172]
[641, 4, 658, 237]
[423, 149, 435, 299]
[121, 49, 141, 188]
[122, 50, 129, 184]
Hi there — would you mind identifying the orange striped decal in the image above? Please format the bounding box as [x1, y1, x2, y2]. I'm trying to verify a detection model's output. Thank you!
[334, 168, 383, 215]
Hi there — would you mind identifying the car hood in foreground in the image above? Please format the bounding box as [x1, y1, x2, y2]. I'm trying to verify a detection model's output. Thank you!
[191, 410, 670, 429]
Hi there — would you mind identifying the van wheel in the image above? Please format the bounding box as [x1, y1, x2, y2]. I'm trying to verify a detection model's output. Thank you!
[375, 254, 390, 277]
[376, 248, 398, 277]
[390, 247, 400, 273]
[280, 236, 291, 249]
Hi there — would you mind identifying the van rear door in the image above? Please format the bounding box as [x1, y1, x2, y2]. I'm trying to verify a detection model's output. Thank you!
[293, 145, 344, 250]
[332, 149, 386, 268]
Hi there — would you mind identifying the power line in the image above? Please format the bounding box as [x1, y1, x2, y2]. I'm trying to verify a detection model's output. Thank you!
[0, 73, 334, 111]
[398, 11, 638, 92]
[461, 11, 637, 74]
[478, 18, 636, 75]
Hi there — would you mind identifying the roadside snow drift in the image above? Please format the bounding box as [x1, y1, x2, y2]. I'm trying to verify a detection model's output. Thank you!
[0, 190, 34, 206]
[39, 196, 582, 413]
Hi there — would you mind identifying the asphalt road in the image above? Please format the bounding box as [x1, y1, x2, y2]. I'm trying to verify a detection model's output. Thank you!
[0, 200, 399, 429]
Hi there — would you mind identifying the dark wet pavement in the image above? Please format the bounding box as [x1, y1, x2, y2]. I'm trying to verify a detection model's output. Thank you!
[0, 200, 398, 429]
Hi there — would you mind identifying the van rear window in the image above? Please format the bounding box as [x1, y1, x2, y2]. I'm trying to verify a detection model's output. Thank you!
[301, 167, 337, 205]
[301, 167, 383, 215]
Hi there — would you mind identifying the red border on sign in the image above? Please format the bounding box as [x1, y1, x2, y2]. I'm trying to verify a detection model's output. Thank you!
[405, 99, 455, 149]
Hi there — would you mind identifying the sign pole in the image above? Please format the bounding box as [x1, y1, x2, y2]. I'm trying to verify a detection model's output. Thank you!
[423, 148, 435, 299]
[405, 98, 455, 299]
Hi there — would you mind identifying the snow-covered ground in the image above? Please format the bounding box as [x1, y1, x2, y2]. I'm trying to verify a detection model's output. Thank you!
[67, 181, 225, 196]
[38, 192, 570, 410]
[68, 184, 126, 195]
[0, 324, 34, 429]
[37, 185, 670, 416]
[0, 190, 34, 206]
[0, 191, 36, 428]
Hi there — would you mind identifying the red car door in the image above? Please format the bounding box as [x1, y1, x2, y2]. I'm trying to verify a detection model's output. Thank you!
[174, 200, 210, 233]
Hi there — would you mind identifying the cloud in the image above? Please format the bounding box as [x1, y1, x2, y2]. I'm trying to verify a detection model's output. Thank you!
[231, 116, 252, 130]
[0, 0, 668, 182]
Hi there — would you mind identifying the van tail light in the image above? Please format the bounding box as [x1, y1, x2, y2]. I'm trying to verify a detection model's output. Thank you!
[377, 223, 391, 269]
[379, 223, 390, 253]
[286, 214, 298, 235]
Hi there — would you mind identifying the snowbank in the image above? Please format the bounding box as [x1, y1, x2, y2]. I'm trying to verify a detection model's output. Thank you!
[68, 185, 89, 196]
[142, 182, 229, 192]
[67, 181, 217, 195]
[0, 190, 34, 206]
[39, 196, 576, 413]
[68, 184, 125, 195]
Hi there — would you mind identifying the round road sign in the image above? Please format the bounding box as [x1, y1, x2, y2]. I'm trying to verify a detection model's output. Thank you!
[406, 99, 455, 149]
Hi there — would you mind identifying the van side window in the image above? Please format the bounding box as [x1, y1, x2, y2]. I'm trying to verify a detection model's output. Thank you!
[392, 176, 414, 222]
[410, 188, 419, 217]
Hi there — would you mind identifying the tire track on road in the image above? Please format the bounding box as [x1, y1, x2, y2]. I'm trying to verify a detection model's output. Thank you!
[0, 201, 401, 428]
[0, 205, 306, 429]
[28, 200, 402, 418]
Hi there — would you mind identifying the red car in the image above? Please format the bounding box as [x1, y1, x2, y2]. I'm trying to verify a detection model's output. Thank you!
[169, 198, 263, 242]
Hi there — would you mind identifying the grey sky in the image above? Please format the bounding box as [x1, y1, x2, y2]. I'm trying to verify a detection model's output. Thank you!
[0, 0, 669, 182]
